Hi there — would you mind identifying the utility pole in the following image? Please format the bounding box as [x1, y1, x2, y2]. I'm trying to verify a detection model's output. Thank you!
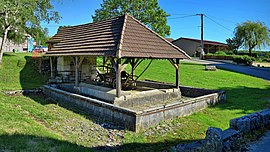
[196, 13, 204, 59]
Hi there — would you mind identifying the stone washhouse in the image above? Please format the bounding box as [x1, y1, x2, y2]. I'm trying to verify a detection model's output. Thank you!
[44, 14, 226, 131]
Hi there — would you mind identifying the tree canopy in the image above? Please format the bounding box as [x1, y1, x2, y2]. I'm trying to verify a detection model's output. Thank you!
[0, 0, 60, 64]
[234, 20, 270, 56]
[226, 37, 241, 54]
[92, 0, 170, 37]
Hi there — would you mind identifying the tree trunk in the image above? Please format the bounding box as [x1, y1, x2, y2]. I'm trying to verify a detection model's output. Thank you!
[0, 28, 9, 65]
[249, 48, 252, 57]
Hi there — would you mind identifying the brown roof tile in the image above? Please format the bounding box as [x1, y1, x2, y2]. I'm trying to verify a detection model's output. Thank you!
[46, 14, 190, 59]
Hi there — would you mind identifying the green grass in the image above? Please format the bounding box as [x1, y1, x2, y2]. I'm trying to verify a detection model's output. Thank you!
[120, 59, 270, 150]
[0, 52, 48, 90]
[0, 53, 270, 151]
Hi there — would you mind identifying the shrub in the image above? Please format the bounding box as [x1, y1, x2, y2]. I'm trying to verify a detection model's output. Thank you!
[233, 55, 255, 65]
[262, 57, 270, 62]
[215, 51, 227, 55]
[226, 51, 234, 55]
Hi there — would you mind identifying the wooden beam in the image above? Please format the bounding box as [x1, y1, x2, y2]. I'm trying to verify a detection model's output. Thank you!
[131, 58, 135, 80]
[176, 59, 180, 88]
[168, 59, 178, 70]
[50, 57, 53, 78]
[168, 59, 180, 88]
[115, 58, 121, 97]
[77, 57, 85, 68]
[75, 56, 79, 87]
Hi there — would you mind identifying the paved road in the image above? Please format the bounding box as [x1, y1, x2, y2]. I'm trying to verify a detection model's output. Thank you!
[248, 130, 270, 152]
[183, 59, 270, 81]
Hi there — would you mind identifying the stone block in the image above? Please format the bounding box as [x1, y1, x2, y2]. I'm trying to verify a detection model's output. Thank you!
[230, 113, 263, 133]
[258, 108, 270, 126]
[222, 128, 242, 152]
[205, 65, 217, 71]
[173, 140, 205, 152]
[204, 127, 222, 152]
[230, 117, 250, 133]
[249, 113, 261, 130]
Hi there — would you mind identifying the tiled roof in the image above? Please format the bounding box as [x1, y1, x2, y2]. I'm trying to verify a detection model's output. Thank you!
[173, 37, 228, 46]
[46, 14, 190, 59]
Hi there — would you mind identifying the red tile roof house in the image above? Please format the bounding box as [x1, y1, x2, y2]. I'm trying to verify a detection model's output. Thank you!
[172, 37, 229, 57]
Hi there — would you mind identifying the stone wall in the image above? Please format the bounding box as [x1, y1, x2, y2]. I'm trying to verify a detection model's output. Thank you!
[44, 85, 138, 130]
[136, 80, 222, 98]
[43, 84, 225, 132]
[171, 108, 270, 152]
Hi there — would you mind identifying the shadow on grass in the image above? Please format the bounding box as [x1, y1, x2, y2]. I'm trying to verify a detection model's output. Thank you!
[0, 134, 90, 151]
[17, 56, 270, 151]
[20, 56, 49, 90]
[0, 134, 197, 151]
[214, 85, 270, 115]
[181, 62, 205, 66]
[3, 53, 17, 56]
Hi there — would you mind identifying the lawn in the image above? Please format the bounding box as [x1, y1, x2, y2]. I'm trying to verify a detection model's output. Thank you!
[0, 53, 269, 151]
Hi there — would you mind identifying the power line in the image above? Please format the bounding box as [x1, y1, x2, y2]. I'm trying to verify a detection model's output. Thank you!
[170, 13, 193, 16]
[205, 15, 233, 32]
[206, 15, 236, 24]
[168, 14, 197, 20]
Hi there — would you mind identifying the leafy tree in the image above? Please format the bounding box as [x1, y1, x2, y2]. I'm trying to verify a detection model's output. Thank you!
[234, 20, 270, 56]
[226, 37, 241, 54]
[0, 0, 61, 64]
[27, 27, 50, 46]
[92, 0, 170, 37]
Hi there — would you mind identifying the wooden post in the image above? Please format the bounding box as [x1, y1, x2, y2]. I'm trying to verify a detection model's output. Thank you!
[176, 59, 179, 88]
[131, 58, 135, 81]
[50, 57, 53, 78]
[116, 58, 121, 97]
[75, 56, 79, 87]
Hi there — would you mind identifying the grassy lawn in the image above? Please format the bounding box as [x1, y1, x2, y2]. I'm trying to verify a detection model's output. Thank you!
[0, 53, 269, 151]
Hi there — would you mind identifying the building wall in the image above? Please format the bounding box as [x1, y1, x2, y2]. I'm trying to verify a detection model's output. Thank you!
[57, 56, 97, 81]
[0, 37, 31, 52]
[173, 39, 200, 57]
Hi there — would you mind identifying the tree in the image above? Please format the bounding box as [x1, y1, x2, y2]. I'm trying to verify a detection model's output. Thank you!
[27, 27, 50, 46]
[226, 37, 241, 54]
[234, 20, 270, 56]
[0, 0, 61, 64]
[92, 0, 170, 37]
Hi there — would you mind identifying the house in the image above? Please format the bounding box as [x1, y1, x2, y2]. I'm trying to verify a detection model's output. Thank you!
[0, 36, 34, 52]
[45, 13, 190, 98]
[172, 37, 229, 57]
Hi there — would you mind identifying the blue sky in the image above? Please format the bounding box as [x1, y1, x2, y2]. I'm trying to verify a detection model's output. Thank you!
[43, 0, 270, 50]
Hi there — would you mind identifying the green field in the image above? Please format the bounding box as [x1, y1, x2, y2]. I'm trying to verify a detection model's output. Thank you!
[0, 53, 269, 151]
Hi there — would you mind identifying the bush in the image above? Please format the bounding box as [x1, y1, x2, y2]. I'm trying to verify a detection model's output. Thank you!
[215, 51, 227, 55]
[226, 51, 234, 55]
[233, 55, 255, 65]
[262, 58, 270, 62]
[238, 52, 258, 58]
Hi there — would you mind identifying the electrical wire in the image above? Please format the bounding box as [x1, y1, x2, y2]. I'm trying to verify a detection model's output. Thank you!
[205, 15, 233, 32]
[206, 14, 236, 24]
[168, 14, 197, 20]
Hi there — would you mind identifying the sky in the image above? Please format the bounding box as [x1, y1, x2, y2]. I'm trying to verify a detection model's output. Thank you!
[42, 0, 270, 50]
